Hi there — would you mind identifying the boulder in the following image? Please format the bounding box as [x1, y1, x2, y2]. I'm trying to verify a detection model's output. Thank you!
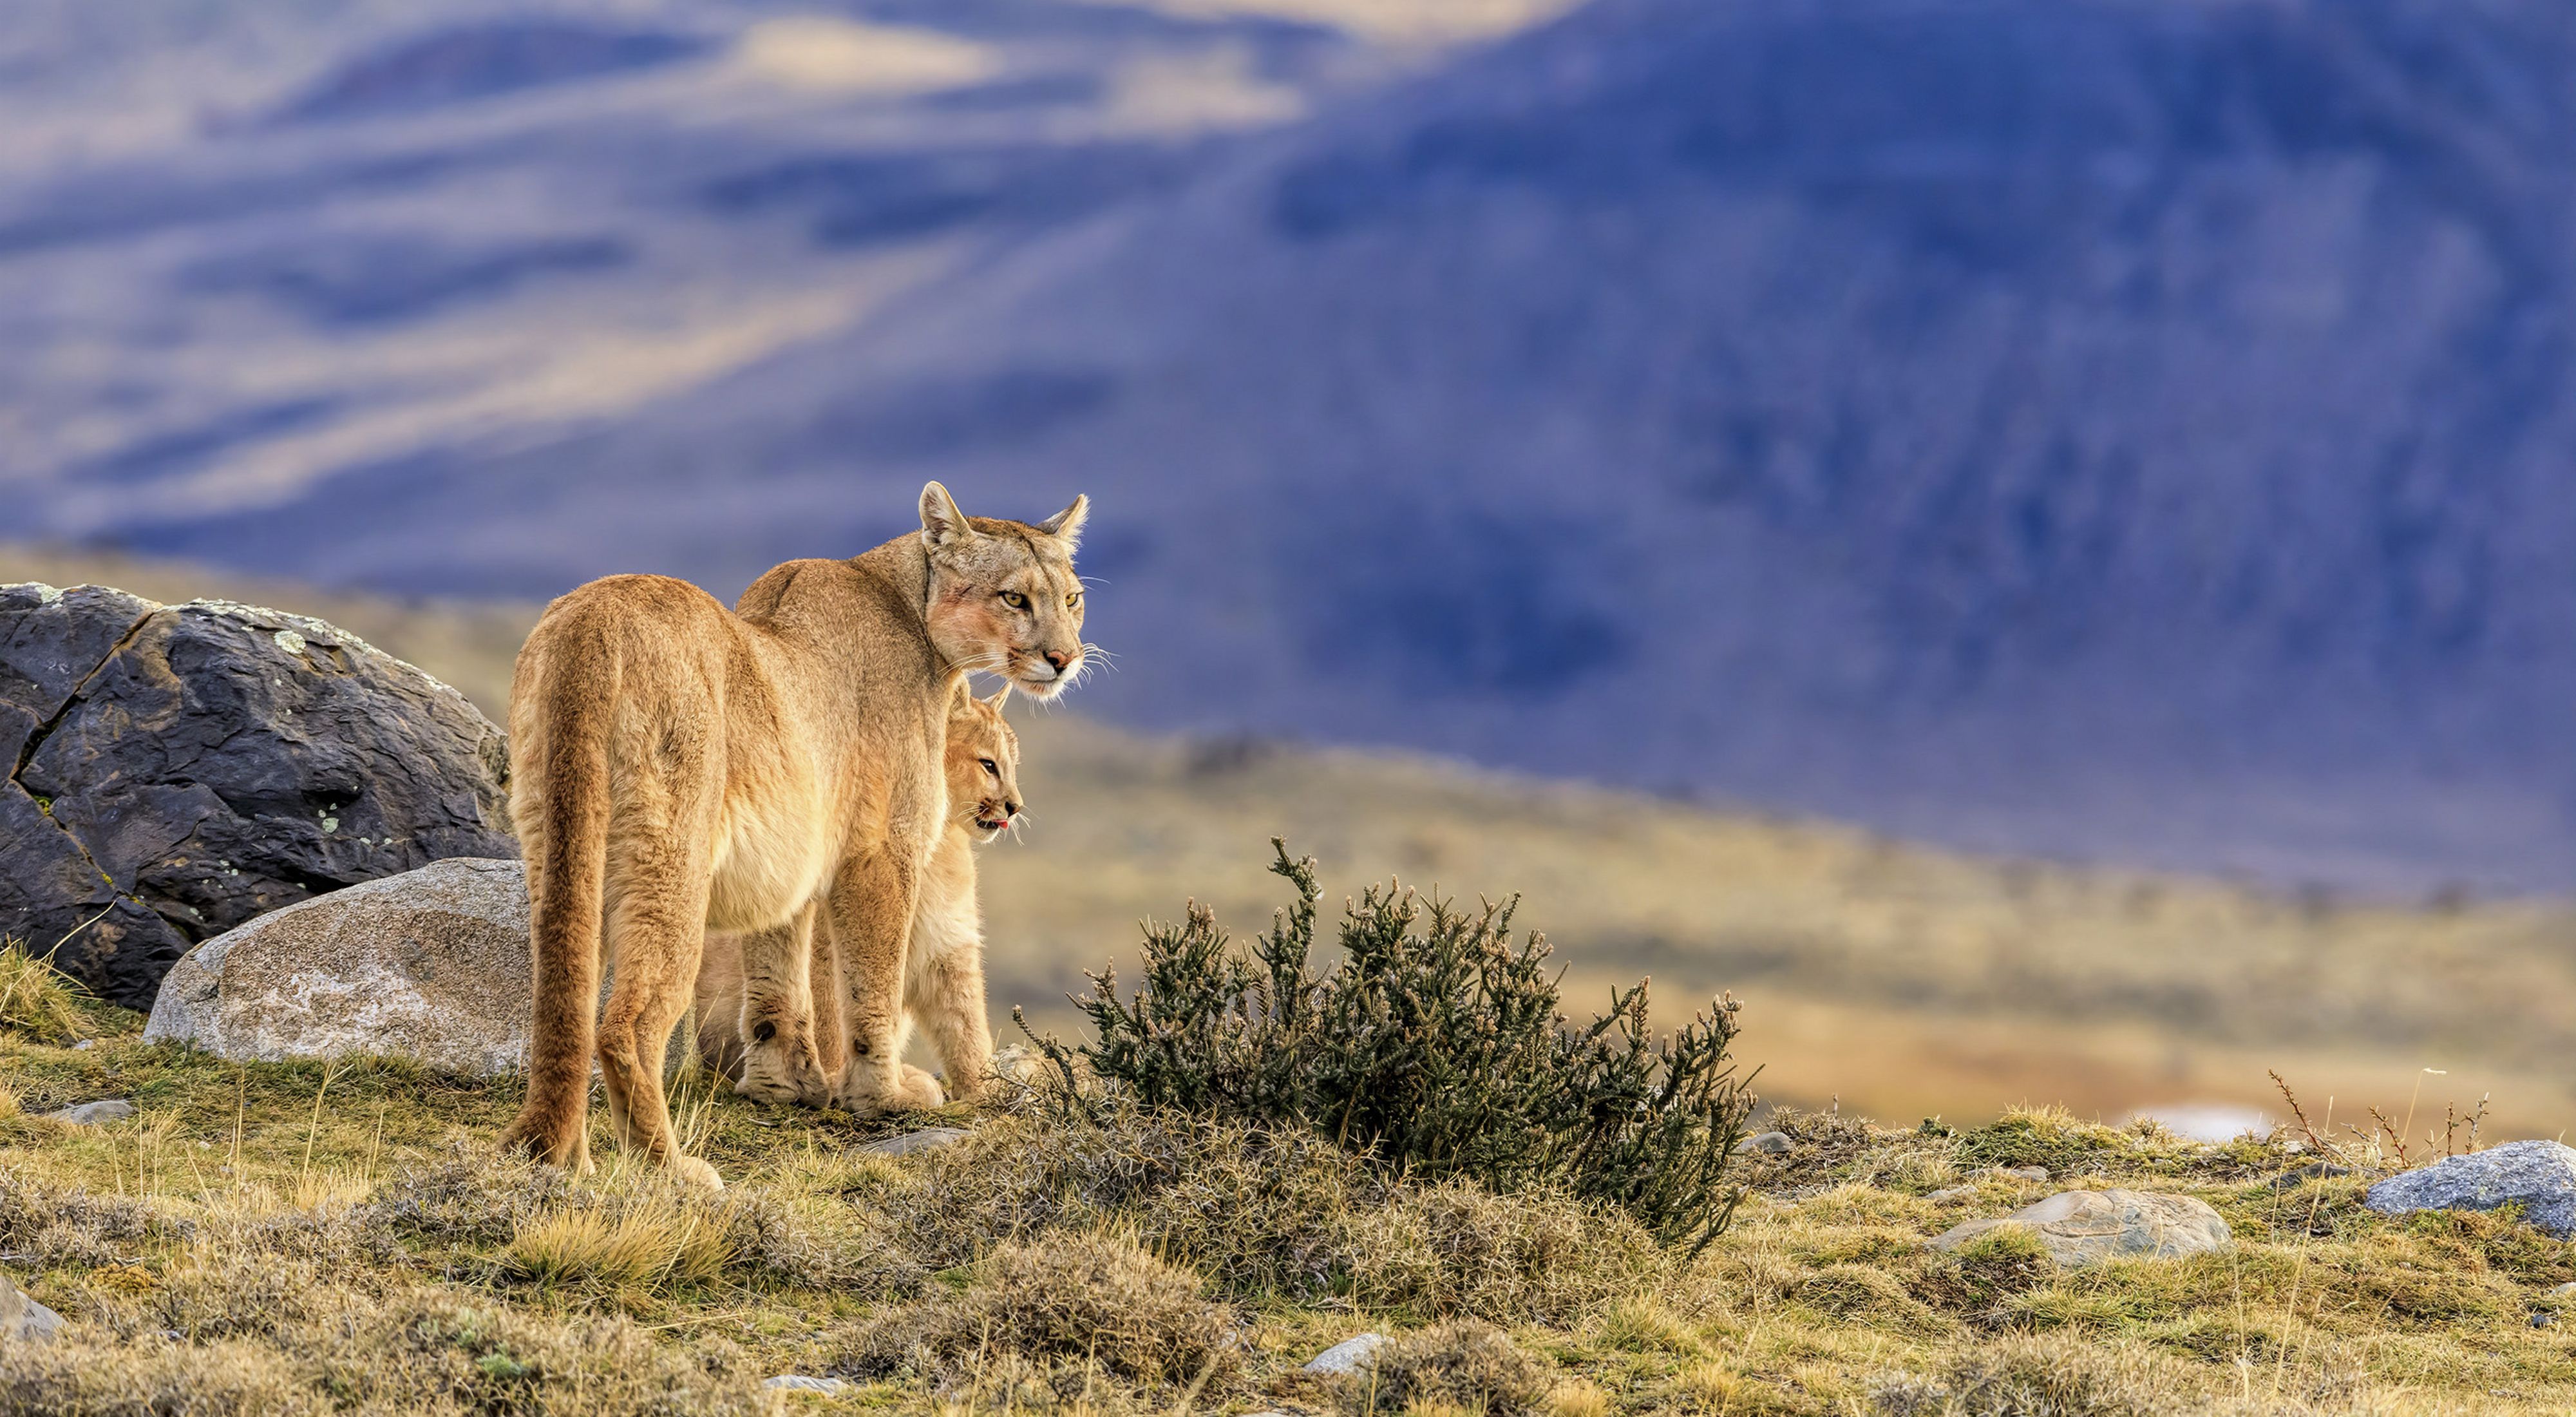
[1932, 1188, 2231, 1267]
[1, 585, 514, 1008]
[1737, 1130, 1794, 1154]
[0, 1275, 62, 1344]
[145, 858, 533, 1076]
[2364, 1141, 2576, 1237]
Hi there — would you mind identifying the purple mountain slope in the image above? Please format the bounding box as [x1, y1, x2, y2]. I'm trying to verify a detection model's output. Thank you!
[12, 0, 2575, 890]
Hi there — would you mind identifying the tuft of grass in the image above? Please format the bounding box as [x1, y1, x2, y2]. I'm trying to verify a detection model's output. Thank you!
[500, 1188, 740, 1296]
[0, 937, 93, 1043]
[1543, 1380, 1611, 1417]
[844, 1232, 1241, 1396]
[1345, 1320, 1552, 1417]
[1955, 1105, 2140, 1177]
[1593, 1297, 1707, 1356]
[1871, 1336, 2179, 1416]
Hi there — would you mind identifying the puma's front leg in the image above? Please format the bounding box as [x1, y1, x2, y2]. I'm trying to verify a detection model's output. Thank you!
[829, 849, 943, 1116]
[733, 904, 831, 1106]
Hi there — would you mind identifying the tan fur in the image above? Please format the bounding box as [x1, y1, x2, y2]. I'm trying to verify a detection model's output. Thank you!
[697, 682, 1019, 1098]
[498, 483, 1087, 1186]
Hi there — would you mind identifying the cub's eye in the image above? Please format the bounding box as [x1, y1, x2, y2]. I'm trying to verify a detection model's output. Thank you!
[979, 758, 999, 776]
[999, 591, 1028, 610]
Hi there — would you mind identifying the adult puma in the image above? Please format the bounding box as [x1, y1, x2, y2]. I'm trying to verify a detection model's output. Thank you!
[498, 484, 1087, 1186]
[696, 681, 1021, 1101]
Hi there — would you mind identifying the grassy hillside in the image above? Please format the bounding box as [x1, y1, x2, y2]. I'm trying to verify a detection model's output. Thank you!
[6, 545, 2573, 1143]
[4, 982, 2573, 1414]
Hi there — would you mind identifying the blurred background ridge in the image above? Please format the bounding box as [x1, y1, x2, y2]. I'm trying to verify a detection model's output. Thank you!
[3, 0, 2572, 895]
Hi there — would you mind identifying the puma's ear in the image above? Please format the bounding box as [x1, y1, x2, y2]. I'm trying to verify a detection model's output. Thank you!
[983, 684, 1011, 712]
[920, 481, 975, 551]
[1036, 493, 1088, 551]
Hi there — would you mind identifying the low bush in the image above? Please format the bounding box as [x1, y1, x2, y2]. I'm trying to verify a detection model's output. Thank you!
[1345, 1319, 1552, 1416]
[842, 1233, 1241, 1397]
[882, 1107, 1669, 1324]
[1034, 841, 1756, 1251]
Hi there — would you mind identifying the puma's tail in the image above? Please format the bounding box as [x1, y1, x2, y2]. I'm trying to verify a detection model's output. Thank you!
[498, 628, 616, 1170]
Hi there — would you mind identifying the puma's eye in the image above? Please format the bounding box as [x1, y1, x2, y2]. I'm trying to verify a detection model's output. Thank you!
[1066, 592, 1081, 609]
[979, 758, 999, 776]
[1000, 591, 1028, 610]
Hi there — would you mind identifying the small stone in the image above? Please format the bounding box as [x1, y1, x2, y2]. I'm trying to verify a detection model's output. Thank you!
[1927, 1185, 1978, 1203]
[0, 1276, 63, 1343]
[763, 1375, 851, 1394]
[1305, 1332, 1389, 1376]
[43, 1099, 134, 1125]
[859, 1127, 972, 1157]
[70, 1040, 93, 1052]
[1932, 1189, 2232, 1267]
[2533, 1312, 2556, 1329]
[2268, 1162, 2354, 1190]
[1736, 1130, 1794, 1155]
[2365, 1141, 2576, 1237]
[2544, 1282, 2576, 1302]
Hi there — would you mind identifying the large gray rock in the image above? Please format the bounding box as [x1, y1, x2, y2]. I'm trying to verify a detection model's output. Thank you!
[1, 585, 514, 1007]
[146, 857, 533, 1075]
[2365, 1141, 2576, 1237]
[1932, 1189, 2231, 1267]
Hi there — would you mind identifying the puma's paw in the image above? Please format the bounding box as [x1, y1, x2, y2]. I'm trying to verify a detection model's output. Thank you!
[837, 1065, 945, 1117]
[665, 1153, 725, 1192]
[899, 1064, 947, 1109]
[735, 1040, 832, 1107]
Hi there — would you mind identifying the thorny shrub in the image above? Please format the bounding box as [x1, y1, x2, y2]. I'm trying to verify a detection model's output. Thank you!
[1027, 840, 1756, 1251]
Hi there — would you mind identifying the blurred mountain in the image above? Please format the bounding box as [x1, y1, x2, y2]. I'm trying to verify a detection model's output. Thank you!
[4, 0, 2572, 891]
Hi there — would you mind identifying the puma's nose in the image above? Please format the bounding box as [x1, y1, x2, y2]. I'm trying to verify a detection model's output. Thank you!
[1005, 800, 1021, 817]
[1042, 649, 1071, 670]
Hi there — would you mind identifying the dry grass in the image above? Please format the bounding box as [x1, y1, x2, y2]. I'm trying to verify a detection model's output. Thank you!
[1349, 1320, 1552, 1416]
[500, 1188, 740, 1295]
[1, 1016, 2575, 1414]
[0, 938, 92, 1045]
[844, 1232, 1242, 1397]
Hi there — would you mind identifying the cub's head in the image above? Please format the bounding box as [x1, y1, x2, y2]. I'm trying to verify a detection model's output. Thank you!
[918, 481, 1091, 701]
[944, 683, 1021, 841]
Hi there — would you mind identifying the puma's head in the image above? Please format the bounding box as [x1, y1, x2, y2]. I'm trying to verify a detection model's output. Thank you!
[944, 683, 1022, 841]
[918, 481, 1091, 700]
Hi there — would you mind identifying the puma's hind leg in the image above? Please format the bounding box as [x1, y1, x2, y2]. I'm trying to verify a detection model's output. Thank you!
[905, 945, 993, 1101]
[733, 902, 833, 1107]
[596, 785, 724, 1189]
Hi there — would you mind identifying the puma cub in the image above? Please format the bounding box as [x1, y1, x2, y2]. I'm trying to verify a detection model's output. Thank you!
[697, 681, 1019, 1098]
[498, 483, 1086, 1187]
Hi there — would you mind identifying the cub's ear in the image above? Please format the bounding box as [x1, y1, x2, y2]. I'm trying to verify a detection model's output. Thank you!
[983, 684, 1011, 712]
[920, 481, 976, 551]
[1036, 493, 1088, 551]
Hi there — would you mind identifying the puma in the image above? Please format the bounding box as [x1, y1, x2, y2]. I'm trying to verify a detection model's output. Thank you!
[695, 680, 1021, 1102]
[498, 483, 1088, 1186]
